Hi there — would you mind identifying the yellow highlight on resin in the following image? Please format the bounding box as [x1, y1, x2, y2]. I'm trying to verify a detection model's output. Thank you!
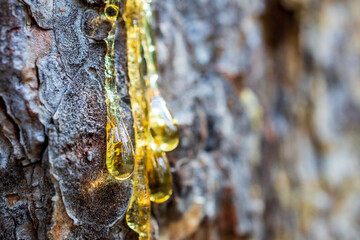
[106, 98, 135, 180]
[126, 148, 151, 240]
[147, 147, 173, 203]
[124, 0, 179, 238]
[148, 94, 179, 152]
[105, 4, 119, 21]
[124, 0, 151, 239]
[104, 0, 134, 180]
[141, 0, 180, 152]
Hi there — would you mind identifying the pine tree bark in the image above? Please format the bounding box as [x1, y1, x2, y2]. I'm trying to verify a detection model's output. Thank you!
[1, 0, 360, 240]
[0, 0, 136, 239]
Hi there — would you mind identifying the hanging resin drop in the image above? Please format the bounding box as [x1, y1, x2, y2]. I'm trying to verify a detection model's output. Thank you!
[104, 0, 134, 180]
[147, 147, 173, 203]
[124, 0, 151, 239]
[106, 96, 135, 180]
[126, 148, 151, 240]
[140, 0, 180, 152]
[148, 90, 179, 152]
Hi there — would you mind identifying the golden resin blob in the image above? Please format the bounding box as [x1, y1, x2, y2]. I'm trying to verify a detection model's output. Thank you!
[124, 0, 179, 238]
[141, 0, 180, 152]
[126, 147, 151, 240]
[147, 146, 173, 203]
[148, 92, 179, 152]
[124, 0, 151, 239]
[104, 0, 134, 180]
[105, 96, 135, 180]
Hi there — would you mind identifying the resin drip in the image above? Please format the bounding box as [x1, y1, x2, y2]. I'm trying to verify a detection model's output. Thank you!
[141, 0, 175, 202]
[147, 146, 173, 203]
[142, 1, 179, 152]
[124, 0, 150, 239]
[104, 0, 135, 180]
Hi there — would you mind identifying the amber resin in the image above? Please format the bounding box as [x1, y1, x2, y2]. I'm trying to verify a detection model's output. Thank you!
[141, 1, 180, 152]
[104, 0, 135, 180]
[142, 0, 175, 201]
[147, 146, 173, 203]
[105, 97, 135, 180]
[123, 0, 151, 239]
[124, 0, 180, 238]
[147, 92, 179, 152]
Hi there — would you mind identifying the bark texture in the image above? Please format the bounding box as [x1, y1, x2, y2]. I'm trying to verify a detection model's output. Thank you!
[1, 0, 359, 239]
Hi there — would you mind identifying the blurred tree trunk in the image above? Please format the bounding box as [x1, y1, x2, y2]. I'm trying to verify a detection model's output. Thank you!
[1, 0, 360, 240]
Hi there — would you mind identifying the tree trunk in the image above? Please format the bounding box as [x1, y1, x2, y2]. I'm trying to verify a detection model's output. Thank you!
[1, 0, 360, 239]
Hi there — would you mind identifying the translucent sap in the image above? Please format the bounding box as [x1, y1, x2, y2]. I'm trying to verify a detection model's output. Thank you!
[148, 95, 179, 152]
[141, 1, 180, 152]
[147, 147, 173, 203]
[126, 147, 150, 240]
[124, 0, 151, 239]
[106, 97, 135, 180]
[104, 1, 134, 180]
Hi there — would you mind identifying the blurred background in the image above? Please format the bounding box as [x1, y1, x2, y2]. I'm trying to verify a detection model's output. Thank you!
[153, 0, 360, 239]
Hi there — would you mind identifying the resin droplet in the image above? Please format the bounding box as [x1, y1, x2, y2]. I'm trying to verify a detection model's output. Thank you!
[105, 4, 119, 21]
[148, 95, 179, 152]
[140, 0, 179, 153]
[103, 0, 134, 180]
[147, 147, 173, 203]
[126, 148, 150, 239]
[106, 99, 135, 180]
[124, 0, 151, 238]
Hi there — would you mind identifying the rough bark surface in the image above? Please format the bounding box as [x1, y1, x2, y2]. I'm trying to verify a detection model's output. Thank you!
[1, 0, 359, 239]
